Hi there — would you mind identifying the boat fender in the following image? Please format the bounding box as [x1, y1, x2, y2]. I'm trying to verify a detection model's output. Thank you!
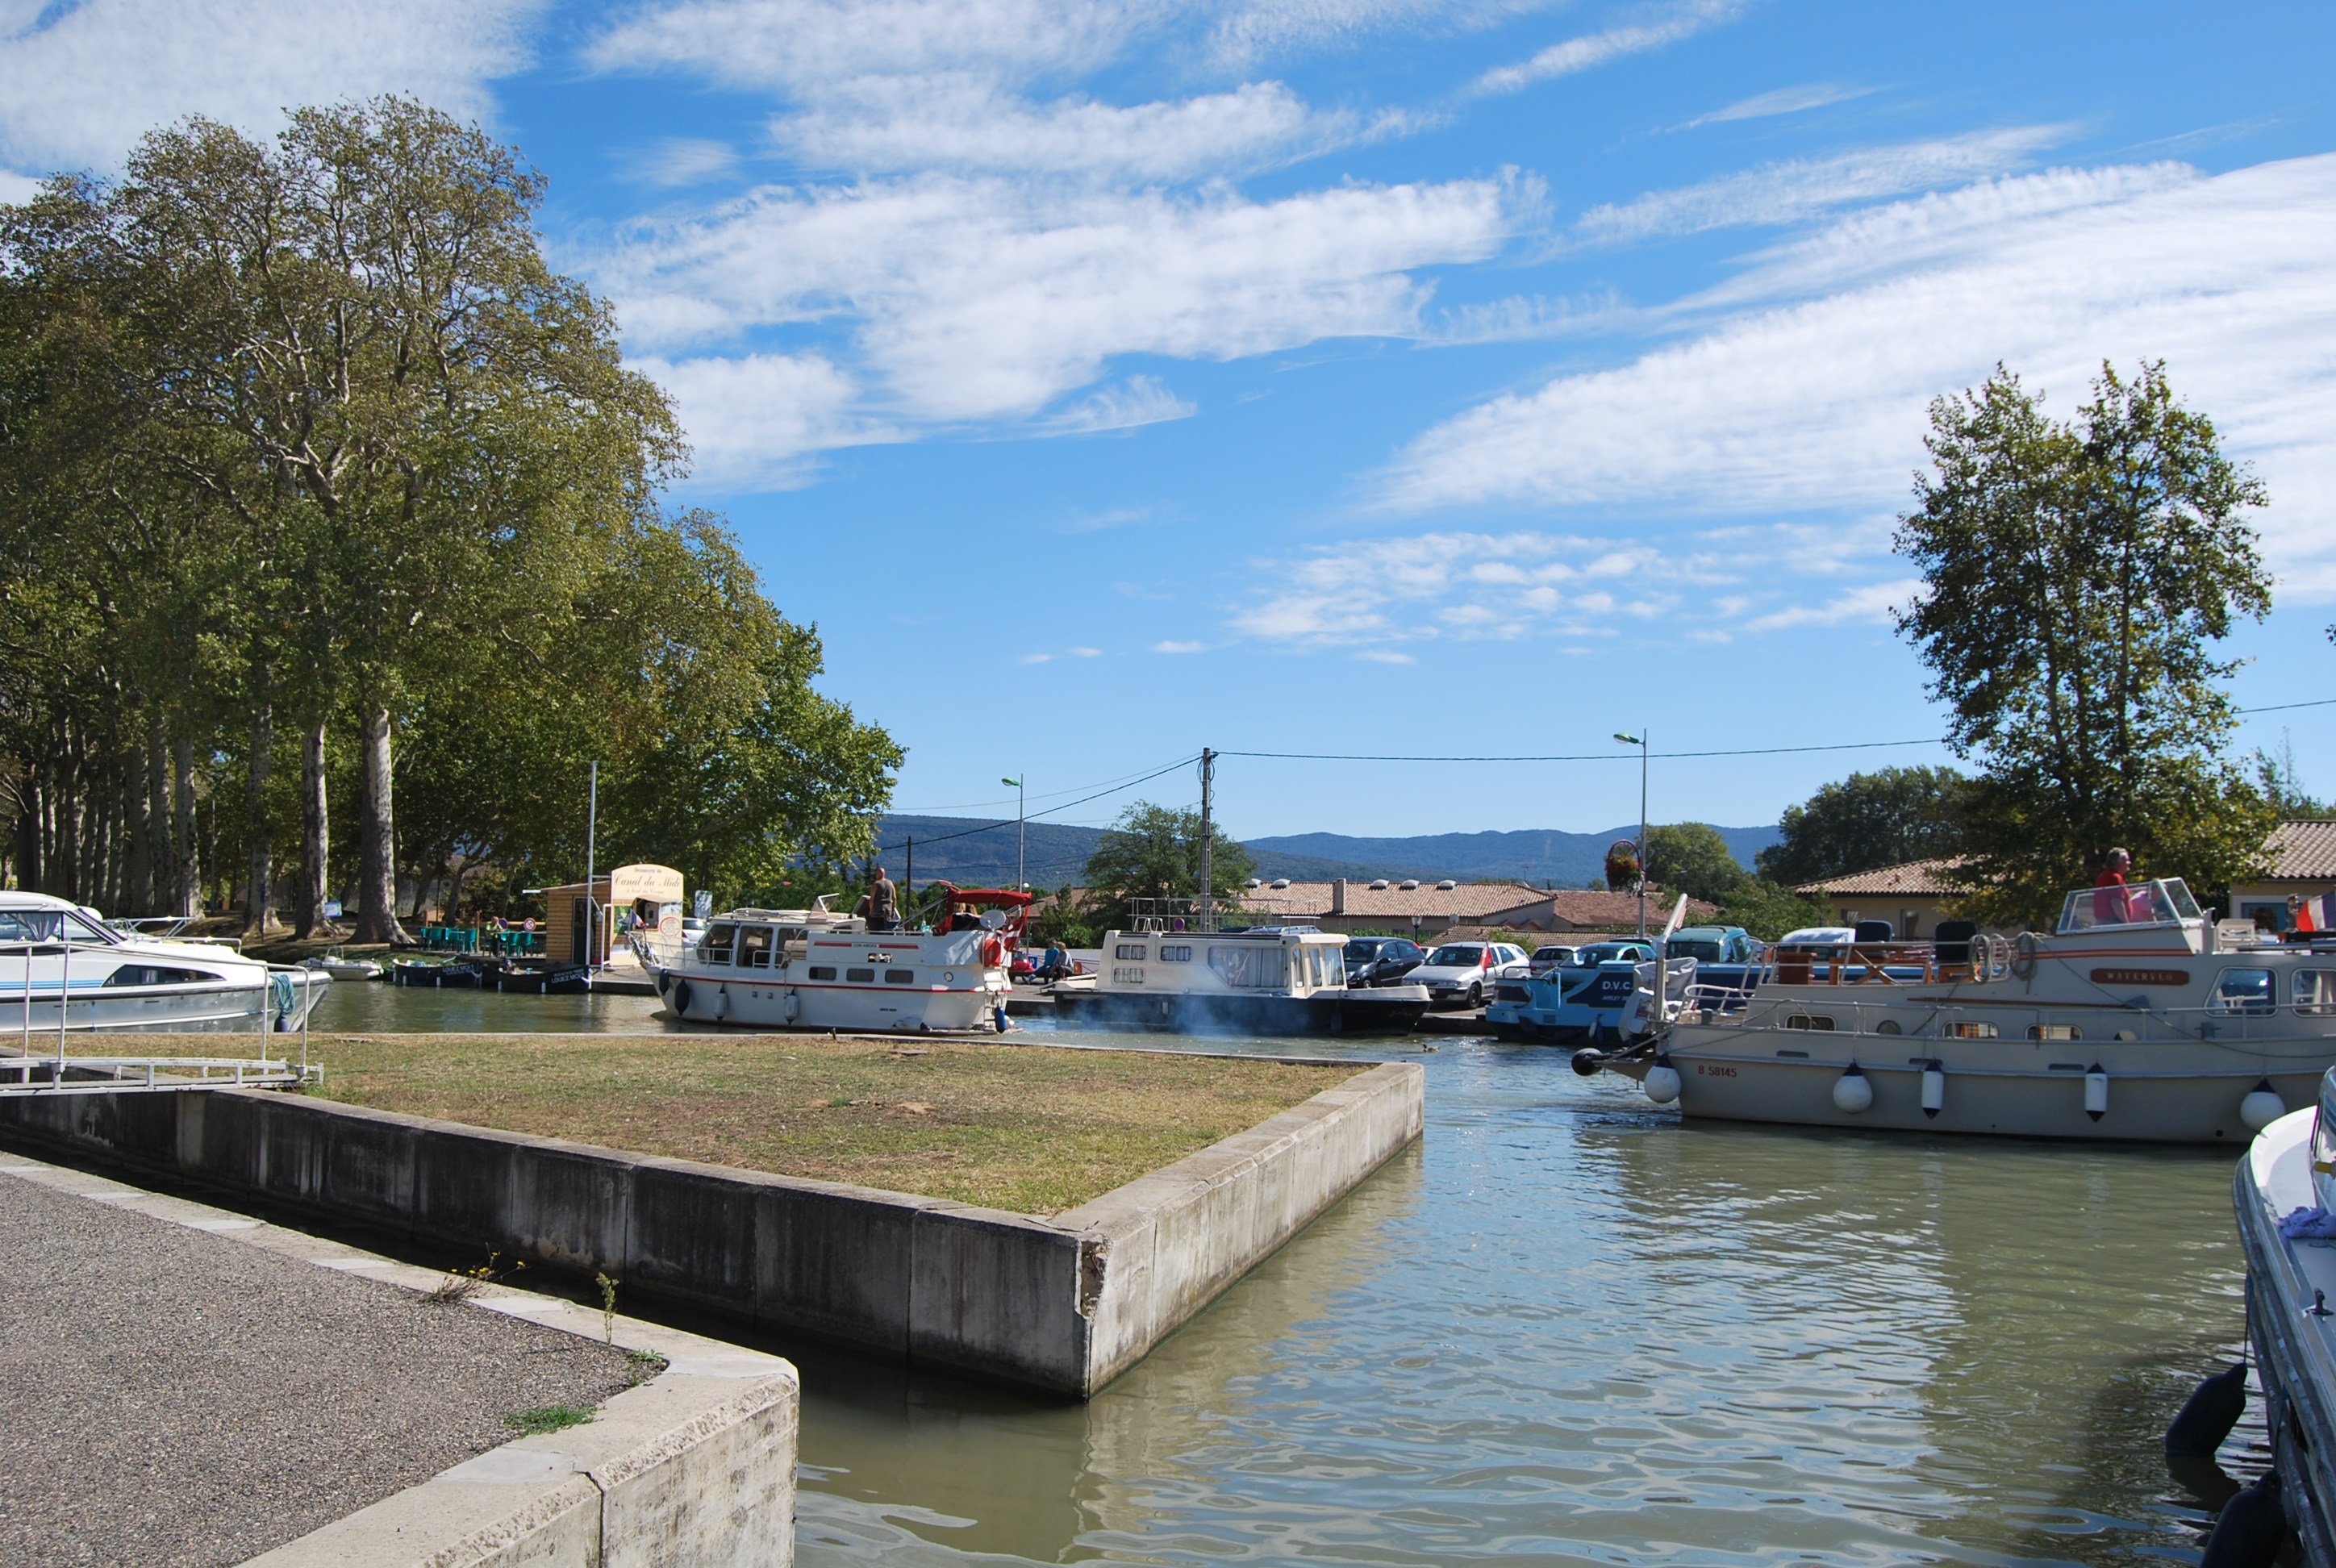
[2083, 1064, 2109, 1120]
[1642, 1057, 1682, 1105]
[995, 1004, 1011, 1032]
[780, 988, 799, 1024]
[2199, 1470, 2287, 1568]
[671, 978, 692, 1017]
[655, 970, 670, 996]
[2240, 1079, 2287, 1132]
[1921, 1064, 1946, 1118]
[711, 985, 728, 1020]
[1571, 1049, 1604, 1078]
[982, 937, 1003, 968]
[1832, 1063, 1874, 1114]
[2164, 1362, 2247, 1457]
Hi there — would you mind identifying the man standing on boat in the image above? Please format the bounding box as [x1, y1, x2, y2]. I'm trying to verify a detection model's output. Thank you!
[857, 866, 900, 932]
[2093, 848, 2134, 923]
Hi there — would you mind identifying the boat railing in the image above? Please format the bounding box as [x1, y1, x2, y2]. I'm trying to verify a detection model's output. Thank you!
[1755, 933, 2013, 987]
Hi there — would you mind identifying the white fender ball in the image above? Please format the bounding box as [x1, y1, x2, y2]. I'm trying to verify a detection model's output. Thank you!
[1832, 1066, 1874, 1114]
[2241, 1086, 2288, 1132]
[1643, 1063, 1682, 1105]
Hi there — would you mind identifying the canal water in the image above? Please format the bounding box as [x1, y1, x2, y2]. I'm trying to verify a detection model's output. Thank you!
[308, 986, 2260, 1566]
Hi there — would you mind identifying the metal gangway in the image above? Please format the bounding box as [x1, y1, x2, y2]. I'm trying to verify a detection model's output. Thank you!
[0, 938, 325, 1097]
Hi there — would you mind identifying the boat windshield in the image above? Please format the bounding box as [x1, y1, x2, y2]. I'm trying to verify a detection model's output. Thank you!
[0, 908, 114, 945]
[2055, 878, 2202, 934]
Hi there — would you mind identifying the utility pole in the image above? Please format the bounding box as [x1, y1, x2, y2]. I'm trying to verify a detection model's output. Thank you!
[1001, 776, 1025, 890]
[1613, 730, 1647, 940]
[1197, 749, 1215, 932]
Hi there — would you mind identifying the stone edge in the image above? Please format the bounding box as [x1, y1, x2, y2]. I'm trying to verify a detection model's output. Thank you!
[0, 1150, 799, 1568]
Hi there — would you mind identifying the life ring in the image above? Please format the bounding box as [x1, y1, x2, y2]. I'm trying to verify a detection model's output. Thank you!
[2011, 932, 2040, 982]
[982, 937, 1003, 968]
[672, 978, 693, 1016]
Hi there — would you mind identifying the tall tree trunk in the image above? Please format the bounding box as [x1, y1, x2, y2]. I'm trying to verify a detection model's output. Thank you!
[295, 715, 330, 940]
[14, 779, 37, 892]
[354, 700, 406, 945]
[118, 745, 144, 915]
[56, 721, 80, 904]
[147, 724, 171, 914]
[244, 703, 275, 937]
[173, 734, 201, 919]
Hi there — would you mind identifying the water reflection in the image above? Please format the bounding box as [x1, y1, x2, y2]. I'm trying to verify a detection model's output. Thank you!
[301, 989, 2258, 1564]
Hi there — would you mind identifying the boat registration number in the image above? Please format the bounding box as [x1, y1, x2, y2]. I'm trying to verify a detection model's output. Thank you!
[1695, 1064, 1737, 1078]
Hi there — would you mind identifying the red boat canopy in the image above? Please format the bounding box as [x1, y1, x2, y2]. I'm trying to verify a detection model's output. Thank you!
[942, 889, 1034, 907]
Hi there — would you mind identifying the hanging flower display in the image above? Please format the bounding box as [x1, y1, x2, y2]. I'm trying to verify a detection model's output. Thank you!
[1604, 838, 1641, 889]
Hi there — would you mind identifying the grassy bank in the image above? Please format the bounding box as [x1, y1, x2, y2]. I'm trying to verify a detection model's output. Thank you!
[295, 1032, 1349, 1216]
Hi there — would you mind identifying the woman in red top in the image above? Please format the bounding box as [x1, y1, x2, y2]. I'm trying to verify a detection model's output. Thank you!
[2092, 847, 2134, 923]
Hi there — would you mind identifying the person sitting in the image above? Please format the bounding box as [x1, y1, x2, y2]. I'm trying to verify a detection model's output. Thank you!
[1038, 943, 1068, 982]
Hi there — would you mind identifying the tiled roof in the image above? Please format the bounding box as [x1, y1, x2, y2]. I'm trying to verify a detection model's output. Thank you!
[1235, 880, 1549, 920]
[1537, 888, 1716, 925]
[1797, 857, 1971, 897]
[2262, 819, 2336, 880]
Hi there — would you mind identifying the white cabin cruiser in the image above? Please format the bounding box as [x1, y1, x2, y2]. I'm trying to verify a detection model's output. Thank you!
[0, 891, 327, 1036]
[639, 890, 1025, 1032]
[1052, 921, 1431, 1035]
[2233, 1083, 2336, 1565]
[1576, 878, 2336, 1144]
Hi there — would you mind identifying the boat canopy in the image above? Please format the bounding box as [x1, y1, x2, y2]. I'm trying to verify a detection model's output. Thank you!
[941, 889, 1034, 907]
[2055, 877, 2203, 935]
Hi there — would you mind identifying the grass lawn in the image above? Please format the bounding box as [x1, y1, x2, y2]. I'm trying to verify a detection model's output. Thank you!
[294, 1032, 1352, 1216]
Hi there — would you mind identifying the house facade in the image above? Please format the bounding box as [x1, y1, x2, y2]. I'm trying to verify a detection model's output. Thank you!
[2230, 819, 2336, 929]
[1796, 858, 1968, 939]
[1234, 879, 1711, 937]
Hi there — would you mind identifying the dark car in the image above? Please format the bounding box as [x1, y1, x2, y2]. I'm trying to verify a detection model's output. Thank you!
[1344, 936, 1426, 987]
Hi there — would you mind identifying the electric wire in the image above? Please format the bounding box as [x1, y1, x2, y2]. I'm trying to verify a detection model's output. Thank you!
[874, 753, 1199, 857]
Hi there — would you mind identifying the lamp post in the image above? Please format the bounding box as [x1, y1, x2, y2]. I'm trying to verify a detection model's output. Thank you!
[1613, 731, 1646, 940]
[1001, 777, 1025, 891]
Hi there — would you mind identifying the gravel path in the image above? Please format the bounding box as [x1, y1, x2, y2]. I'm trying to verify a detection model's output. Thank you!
[0, 1174, 635, 1568]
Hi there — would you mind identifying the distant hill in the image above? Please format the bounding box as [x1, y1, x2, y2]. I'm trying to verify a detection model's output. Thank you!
[875, 815, 1781, 890]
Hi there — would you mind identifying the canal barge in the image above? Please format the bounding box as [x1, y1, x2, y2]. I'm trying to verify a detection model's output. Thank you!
[637, 890, 1024, 1032]
[1576, 878, 2336, 1143]
[1053, 923, 1430, 1035]
[2234, 1086, 2336, 1564]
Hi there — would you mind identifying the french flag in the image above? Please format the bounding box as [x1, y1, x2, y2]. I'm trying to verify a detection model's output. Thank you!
[2297, 894, 2336, 933]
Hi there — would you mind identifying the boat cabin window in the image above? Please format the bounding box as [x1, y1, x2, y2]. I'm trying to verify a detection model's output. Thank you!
[1158, 945, 1192, 962]
[1208, 945, 1287, 988]
[1783, 1014, 1833, 1031]
[2055, 878, 2200, 934]
[2297, 971, 2336, 1015]
[738, 927, 774, 968]
[699, 924, 737, 964]
[102, 965, 215, 986]
[1428, 945, 1483, 968]
[807, 965, 836, 980]
[1115, 943, 1147, 961]
[846, 967, 875, 983]
[0, 909, 112, 945]
[2211, 968, 2276, 1015]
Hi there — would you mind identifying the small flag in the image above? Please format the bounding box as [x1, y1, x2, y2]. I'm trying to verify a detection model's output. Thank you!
[2295, 894, 2336, 934]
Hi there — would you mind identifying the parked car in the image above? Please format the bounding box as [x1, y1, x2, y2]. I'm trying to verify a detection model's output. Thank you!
[1663, 926, 1755, 964]
[1409, 940, 1529, 1009]
[1527, 945, 1579, 976]
[1343, 936, 1426, 987]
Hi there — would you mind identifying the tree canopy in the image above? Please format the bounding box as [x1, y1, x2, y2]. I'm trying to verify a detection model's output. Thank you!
[1754, 766, 1970, 886]
[0, 98, 899, 932]
[1078, 801, 1256, 932]
[1894, 362, 2274, 927]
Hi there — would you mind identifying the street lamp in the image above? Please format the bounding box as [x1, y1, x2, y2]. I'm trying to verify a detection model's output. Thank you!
[1614, 732, 1646, 939]
[1001, 777, 1025, 890]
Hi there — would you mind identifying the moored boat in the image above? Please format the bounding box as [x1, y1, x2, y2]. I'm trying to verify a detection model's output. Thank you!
[637, 890, 1026, 1032]
[2233, 1081, 2336, 1563]
[1052, 921, 1430, 1035]
[0, 890, 327, 1034]
[1575, 878, 2336, 1143]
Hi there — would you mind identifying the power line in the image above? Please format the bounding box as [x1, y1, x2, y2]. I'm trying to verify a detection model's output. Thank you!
[2239, 698, 2336, 715]
[888, 753, 1211, 816]
[1219, 738, 1950, 764]
[874, 754, 1199, 857]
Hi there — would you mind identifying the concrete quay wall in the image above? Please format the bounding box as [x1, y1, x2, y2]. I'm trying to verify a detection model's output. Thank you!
[0, 1058, 1422, 1397]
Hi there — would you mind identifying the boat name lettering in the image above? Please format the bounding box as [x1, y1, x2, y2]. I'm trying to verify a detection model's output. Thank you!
[2090, 968, 2188, 986]
[1696, 1064, 1737, 1078]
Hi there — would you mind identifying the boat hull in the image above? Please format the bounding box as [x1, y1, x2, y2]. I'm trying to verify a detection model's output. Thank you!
[1053, 986, 1428, 1036]
[1611, 1021, 2331, 1144]
[2236, 1110, 2336, 1566]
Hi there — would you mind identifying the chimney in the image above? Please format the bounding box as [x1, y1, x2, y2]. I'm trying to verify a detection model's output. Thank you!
[1331, 878, 1348, 915]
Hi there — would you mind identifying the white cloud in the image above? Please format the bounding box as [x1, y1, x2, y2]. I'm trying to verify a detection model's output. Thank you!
[1153, 639, 1207, 653]
[593, 171, 1516, 422]
[1472, 0, 1742, 96]
[1380, 154, 2336, 601]
[1685, 82, 1874, 128]
[619, 137, 741, 187]
[1573, 127, 2070, 244]
[1354, 648, 1416, 663]
[1045, 374, 1199, 434]
[586, 0, 1133, 91]
[1745, 579, 1918, 631]
[0, 0, 541, 176]
[633, 351, 896, 490]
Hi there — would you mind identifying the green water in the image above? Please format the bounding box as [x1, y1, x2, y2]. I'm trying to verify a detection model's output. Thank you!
[311, 987, 2260, 1566]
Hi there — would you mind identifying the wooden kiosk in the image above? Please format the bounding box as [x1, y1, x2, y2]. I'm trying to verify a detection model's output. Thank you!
[542, 864, 685, 965]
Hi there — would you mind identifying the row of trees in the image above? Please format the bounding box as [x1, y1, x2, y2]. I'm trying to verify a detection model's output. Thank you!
[0, 99, 900, 939]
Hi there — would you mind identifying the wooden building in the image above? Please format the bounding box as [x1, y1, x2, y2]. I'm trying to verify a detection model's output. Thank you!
[541, 863, 684, 965]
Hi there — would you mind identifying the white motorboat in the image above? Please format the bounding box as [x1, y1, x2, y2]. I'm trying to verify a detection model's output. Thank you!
[637, 890, 1026, 1032]
[0, 891, 328, 1036]
[1052, 921, 1430, 1035]
[1576, 877, 2336, 1144]
[2233, 1082, 2336, 1562]
[302, 948, 384, 982]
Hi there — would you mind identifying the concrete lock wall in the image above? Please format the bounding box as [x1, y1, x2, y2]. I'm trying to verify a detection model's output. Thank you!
[0, 1060, 1422, 1397]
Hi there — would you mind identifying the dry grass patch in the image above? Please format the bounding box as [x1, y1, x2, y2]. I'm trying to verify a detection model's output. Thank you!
[291, 1032, 1350, 1215]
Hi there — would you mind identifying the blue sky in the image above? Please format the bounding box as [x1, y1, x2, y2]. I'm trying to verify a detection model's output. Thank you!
[3, 0, 2332, 843]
